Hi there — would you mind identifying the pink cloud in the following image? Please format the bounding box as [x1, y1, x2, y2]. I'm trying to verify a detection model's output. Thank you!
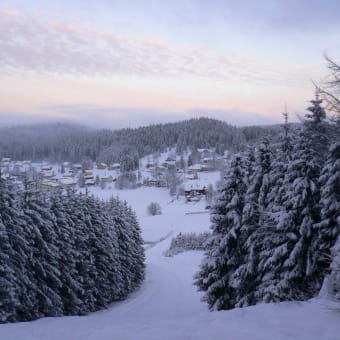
[52, 23, 81, 34]
[0, 11, 309, 87]
[0, 9, 21, 18]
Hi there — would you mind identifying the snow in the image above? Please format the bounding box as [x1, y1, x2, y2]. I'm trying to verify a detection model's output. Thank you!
[0, 185, 339, 339]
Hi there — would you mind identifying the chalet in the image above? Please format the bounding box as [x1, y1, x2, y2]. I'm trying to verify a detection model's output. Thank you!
[202, 156, 214, 164]
[42, 170, 55, 179]
[200, 164, 214, 172]
[73, 164, 82, 170]
[41, 181, 60, 190]
[101, 175, 115, 183]
[62, 171, 75, 178]
[59, 178, 77, 189]
[85, 178, 96, 186]
[185, 173, 198, 180]
[162, 157, 176, 169]
[84, 170, 93, 177]
[97, 163, 107, 169]
[143, 178, 167, 188]
[146, 162, 156, 169]
[186, 195, 201, 202]
[1, 157, 11, 163]
[63, 162, 71, 168]
[23, 160, 32, 165]
[84, 175, 94, 180]
[197, 148, 214, 158]
[41, 165, 53, 171]
[184, 183, 207, 196]
[188, 164, 203, 174]
[109, 163, 120, 170]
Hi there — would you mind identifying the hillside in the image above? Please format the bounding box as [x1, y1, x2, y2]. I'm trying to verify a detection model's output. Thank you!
[0, 186, 339, 339]
[0, 118, 282, 164]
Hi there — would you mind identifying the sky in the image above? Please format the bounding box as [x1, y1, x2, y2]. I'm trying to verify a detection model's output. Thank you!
[0, 0, 339, 128]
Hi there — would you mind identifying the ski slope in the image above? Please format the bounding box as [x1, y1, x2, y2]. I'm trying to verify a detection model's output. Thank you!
[0, 187, 339, 340]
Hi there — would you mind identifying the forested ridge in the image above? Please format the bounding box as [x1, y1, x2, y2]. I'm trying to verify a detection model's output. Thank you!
[0, 118, 282, 165]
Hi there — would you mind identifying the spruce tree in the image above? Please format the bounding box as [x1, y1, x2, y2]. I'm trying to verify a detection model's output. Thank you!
[315, 142, 340, 273]
[195, 154, 247, 310]
[231, 138, 272, 307]
[22, 189, 63, 317]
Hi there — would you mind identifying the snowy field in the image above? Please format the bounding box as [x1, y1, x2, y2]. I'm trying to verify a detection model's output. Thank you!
[0, 186, 339, 340]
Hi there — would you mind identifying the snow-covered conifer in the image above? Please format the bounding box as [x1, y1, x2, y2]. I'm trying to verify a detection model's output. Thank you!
[195, 154, 247, 310]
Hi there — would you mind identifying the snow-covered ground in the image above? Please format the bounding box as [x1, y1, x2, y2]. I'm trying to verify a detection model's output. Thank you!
[1, 186, 339, 340]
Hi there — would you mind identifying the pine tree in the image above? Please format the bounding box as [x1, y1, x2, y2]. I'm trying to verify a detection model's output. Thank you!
[49, 191, 84, 314]
[0, 175, 34, 322]
[22, 189, 63, 317]
[315, 142, 340, 273]
[231, 138, 272, 307]
[258, 129, 321, 302]
[195, 154, 247, 310]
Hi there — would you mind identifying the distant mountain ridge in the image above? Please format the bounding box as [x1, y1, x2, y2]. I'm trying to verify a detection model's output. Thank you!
[0, 117, 284, 165]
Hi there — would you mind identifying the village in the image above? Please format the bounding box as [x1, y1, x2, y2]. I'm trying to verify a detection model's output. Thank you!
[0, 148, 229, 203]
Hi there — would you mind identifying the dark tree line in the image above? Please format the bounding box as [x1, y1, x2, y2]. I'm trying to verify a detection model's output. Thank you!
[0, 118, 282, 169]
[0, 181, 145, 323]
[195, 92, 340, 310]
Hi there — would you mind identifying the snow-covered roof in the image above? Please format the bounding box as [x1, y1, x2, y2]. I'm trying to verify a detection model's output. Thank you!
[42, 181, 60, 188]
[183, 182, 206, 191]
[188, 164, 202, 170]
[43, 172, 55, 179]
[59, 178, 77, 185]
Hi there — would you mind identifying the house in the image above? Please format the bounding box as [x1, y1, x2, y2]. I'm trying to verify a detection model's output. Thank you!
[188, 164, 203, 174]
[185, 173, 197, 180]
[186, 195, 201, 202]
[23, 160, 31, 165]
[202, 156, 214, 164]
[84, 175, 94, 180]
[143, 178, 167, 188]
[184, 183, 207, 196]
[42, 170, 55, 179]
[59, 178, 78, 189]
[97, 163, 107, 169]
[109, 163, 120, 170]
[41, 181, 60, 190]
[146, 162, 156, 169]
[62, 171, 75, 178]
[41, 165, 53, 171]
[85, 178, 96, 186]
[73, 164, 82, 170]
[101, 175, 115, 183]
[162, 157, 177, 169]
[84, 170, 93, 177]
[197, 148, 214, 158]
[200, 164, 214, 172]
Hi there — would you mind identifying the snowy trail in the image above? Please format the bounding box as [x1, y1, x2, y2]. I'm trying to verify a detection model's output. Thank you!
[1, 187, 340, 339]
[2, 239, 340, 340]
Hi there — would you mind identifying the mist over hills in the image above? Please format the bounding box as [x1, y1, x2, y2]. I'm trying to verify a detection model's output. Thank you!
[0, 118, 284, 164]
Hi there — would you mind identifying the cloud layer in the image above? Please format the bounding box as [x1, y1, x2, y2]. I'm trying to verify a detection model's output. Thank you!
[0, 10, 301, 86]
